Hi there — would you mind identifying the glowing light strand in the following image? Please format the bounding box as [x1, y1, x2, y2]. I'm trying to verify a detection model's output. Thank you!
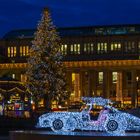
[37, 97, 140, 134]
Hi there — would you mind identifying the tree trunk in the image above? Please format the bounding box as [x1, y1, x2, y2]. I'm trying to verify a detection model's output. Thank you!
[44, 94, 52, 112]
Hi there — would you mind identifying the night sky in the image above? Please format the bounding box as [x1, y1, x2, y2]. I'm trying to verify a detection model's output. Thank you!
[0, 0, 140, 37]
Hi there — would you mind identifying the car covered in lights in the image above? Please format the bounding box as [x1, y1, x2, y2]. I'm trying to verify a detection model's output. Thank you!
[37, 97, 140, 133]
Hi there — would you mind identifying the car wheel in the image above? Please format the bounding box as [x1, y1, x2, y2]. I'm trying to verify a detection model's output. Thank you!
[65, 117, 77, 131]
[104, 116, 127, 133]
[106, 120, 119, 131]
[51, 118, 64, 132]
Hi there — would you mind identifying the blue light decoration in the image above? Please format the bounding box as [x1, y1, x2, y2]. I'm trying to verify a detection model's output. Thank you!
[37, 97, 140, 134]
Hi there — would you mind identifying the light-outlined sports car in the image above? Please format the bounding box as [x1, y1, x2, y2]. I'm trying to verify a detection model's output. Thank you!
[37, 97, 140, 133]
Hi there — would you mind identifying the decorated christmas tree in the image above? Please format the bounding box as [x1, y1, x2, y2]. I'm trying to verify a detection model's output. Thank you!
[26, 8, 68, 110]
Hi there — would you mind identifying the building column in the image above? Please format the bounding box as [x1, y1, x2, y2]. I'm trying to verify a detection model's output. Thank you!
[87, 71, 94, 97]
[80, 71, 86, 97]
[116, 71, 123, 102]
[131, 70, 137, 107]
[87, 70, 98, 97]
[92, 71, 97, 97]
[74, 73, 80, 100]
[66, 71, 72, 95]
[103, 71, 110, 98]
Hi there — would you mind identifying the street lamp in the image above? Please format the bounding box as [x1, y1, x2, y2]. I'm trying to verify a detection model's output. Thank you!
[136, 76, 139, 108]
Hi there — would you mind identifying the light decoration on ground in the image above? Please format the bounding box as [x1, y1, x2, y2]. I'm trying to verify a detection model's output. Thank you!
[37, 97, 140, 134]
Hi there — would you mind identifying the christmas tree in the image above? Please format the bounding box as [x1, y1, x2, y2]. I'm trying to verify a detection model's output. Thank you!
[26, 8, 68, 110]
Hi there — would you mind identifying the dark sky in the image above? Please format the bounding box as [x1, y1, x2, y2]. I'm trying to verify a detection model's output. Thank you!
[0, 0, 140, 37]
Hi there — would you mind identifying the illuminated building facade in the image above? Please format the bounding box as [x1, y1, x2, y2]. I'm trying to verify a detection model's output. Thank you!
[0, 24, 140, 107]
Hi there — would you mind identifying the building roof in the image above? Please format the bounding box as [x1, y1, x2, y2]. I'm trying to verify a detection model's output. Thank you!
[3, 24, 140, 39]
[0, 81, 26, 91]
[3, 29, 35, 39]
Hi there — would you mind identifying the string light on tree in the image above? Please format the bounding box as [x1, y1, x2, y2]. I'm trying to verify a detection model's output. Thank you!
[26, 8, 68, 110]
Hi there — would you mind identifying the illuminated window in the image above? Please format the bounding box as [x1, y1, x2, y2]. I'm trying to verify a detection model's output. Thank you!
[14, 47, 16, 57]
[77, 44, 80, 54]
[12, 74, 15, 79]
[70, 44, 80, 54]
[20, 46, 29, 56]
[26, 46, 29, 56]
[7, 46, 17, 57]
[84, 43, 94, 54]
[112, 72, 117, 83]
[97, 43, 107, 54]
[23, 46, 26, 56]
[124, 42, 135, 53]
[95, 28, 104, 34]
[61, 44, 67, 55]
[70, 45, 74, 53]
[74, 44, 77, 53]
[129, 27, 135, 32]
[71, 73, 80, 99]
[91, 44, 94, 51]
[8, 47, 10, 57]
[138, 42, 140, 54]
[111, 43, 121, 51]
[20, 46, 22, 56]
[98, 72, 103, 84]
[21, 74, 27, 82]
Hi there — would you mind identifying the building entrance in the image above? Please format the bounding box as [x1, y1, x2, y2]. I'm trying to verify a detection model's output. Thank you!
[70, 73, 81, 101]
